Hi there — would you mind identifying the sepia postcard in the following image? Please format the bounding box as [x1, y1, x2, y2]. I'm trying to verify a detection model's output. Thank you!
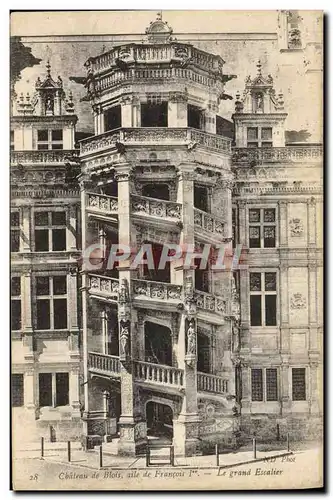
[10, 9, 323, 491]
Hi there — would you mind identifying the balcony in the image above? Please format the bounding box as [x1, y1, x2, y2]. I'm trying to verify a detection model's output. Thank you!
[88, 352, 121, 378]
[11, 149, 79, 166]
[88, 274, 119, 300]
[134, 360, 184, 389]
[80, 128, 231, 157]
[194, 290, 226, 315]
[132, 279, 183, 303]
[194, 208, 225, 240]
[87, 353, 230, 397]
[131, 195, 182, 223]
[86, 192, 118, 217]
[197, 372, 229, 395]
[232, 145, 323, 165]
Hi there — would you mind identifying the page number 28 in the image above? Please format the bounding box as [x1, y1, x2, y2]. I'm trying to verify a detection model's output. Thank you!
[29, 474, 38, 481]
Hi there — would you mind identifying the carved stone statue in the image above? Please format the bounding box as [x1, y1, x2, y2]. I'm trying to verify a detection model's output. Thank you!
[187, 320, 196, 355]
[45, 96, 54, 114]
[256, 93, 264, 112]
[119, 321, 130, 358]
[119, 278, 130, 304]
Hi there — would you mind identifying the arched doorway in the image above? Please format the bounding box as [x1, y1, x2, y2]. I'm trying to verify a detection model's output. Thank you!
[146, 401, 173, 440]
[145, 322, 172, 366]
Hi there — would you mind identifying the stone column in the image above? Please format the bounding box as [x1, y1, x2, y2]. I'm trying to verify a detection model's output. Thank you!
[115, 165, 146, 456]
[132, 96, 141, 128]
[168, 93, 187, 127]
[101, 309, 109, 355]
[309, 361, 320, 414]
[280, 358, 291, 415]
[240, 362, 251, 413]
[24, 367, 35, 411]
[68, 205, 77, 251]
[238, 201, 250, 353]
[121, 96, 133, 127]
[22, 271, 34, 360]
[204, 107, 216, 134]
[69, 366, 81, 417]
[21, 206, 31, 252]
[308, 262, 318, 353]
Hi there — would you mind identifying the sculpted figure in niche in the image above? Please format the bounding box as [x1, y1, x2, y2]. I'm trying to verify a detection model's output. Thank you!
[187, 320, 196, 355]
[46, 96, 54, 114]
[120, 321, 130, 357]
[256, 93, 264, 112]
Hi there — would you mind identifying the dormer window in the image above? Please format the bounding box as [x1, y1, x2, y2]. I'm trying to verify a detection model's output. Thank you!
[37, 129, 63, 150]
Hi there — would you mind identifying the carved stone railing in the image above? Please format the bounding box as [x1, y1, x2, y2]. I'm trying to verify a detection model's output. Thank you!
[197, 372, 229, 394]
[86, 192, 118, 216]
[194, 290, 226, 315]
[131, 194, 182, 221]
[134, 360, 184, 388]
[88, 352, 121, 377]
[80, 128, 231, 156]
[194, 208, 225, 238]
[232, 146, 323, 164]
[190, 129, 231, 153]
[88, 274, 119, 298]
[10, 150, 79, 165]
[89, 43, 218, 75]
[132, 279, 183, 302]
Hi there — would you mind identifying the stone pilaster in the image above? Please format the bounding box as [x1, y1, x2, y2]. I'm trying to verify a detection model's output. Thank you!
[168, 92, 187, 127]
[308, 262, 318, 353]
[307, 197, 316, 247]
[120, 96, 133, 127]
[24, 367, 35, 412]
[21, 206, 31, 252]
[68, 204, 77, 251]
[279, 201, 288, 247]
[280, 261, 290, 354]
[280, 358, 292, 415]
[240, 361, 251, 412]
[309, 361, 320, 415]
[69, 366, 81, 416]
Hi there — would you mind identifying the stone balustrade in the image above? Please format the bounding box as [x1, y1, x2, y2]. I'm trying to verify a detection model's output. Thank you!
[132, 279, 183, 302]
[86, 192, 118, 215]
[194, 208, 225, 238]
[232, 145, 323, 164]
[197, 372, 229, 394]
[11, 150, 79, 165]
[194, 290, 226, 315]
[134, 360, 184, 387]
[89, 44, 218, 74]
[131, 194, 182, 220]
[80, 128, 231, 156]
[88, 352, 121, 376]
[88, 274, 119, 298]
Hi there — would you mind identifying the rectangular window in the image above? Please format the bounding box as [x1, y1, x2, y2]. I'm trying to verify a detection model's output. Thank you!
[37, 129, 63, 150]
[266, 368, 278, 401]
[12, 374, 24, 407]
[251, 369, 263, 401]
[56, 373, 69, 406]
[292, 368, 306, 401]
[39, 373, 69, 407]
[249, 208, 276, 248]
[34, 211, 67, 252]
[247, 127, 273, 147]
[11, 211, 20, 252]
[188, 104, 203, 130]
[250, 272, 277, 326]
[39, 373, 52, 407]
[105, 105, 121, 131]
[251, 368, 278, 402]
[36, 276, 67, 330]
[11, 277, 21, 331]
[141, 101, 168, 127]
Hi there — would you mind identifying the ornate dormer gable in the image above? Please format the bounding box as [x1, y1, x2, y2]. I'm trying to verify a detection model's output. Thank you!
[232, 61, 287, 148]
[15, 61, 75, 117]
[234, 60, 285, 115]
[145, 12, 174, 44]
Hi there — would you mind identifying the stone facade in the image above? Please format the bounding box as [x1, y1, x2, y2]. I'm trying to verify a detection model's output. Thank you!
[11, 12, 323, 454]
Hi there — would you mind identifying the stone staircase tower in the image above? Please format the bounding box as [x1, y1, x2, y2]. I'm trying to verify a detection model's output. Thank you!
[77, 13, 238, 456]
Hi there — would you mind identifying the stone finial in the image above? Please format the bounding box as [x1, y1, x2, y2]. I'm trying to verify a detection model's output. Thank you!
[256, 59, 262, 76]
[46, 59, 51, 77]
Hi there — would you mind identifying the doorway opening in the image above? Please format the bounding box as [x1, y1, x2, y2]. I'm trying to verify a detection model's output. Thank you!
[146, 401, 173, 439]
[145, 322, 172, 366]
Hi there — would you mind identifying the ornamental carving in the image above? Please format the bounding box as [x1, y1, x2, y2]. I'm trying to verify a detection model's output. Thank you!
[119, 319, 130, 360]
[289, 218, 304, 237]
[290, 293, 306, 310]
[186, 319, 197, 356]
